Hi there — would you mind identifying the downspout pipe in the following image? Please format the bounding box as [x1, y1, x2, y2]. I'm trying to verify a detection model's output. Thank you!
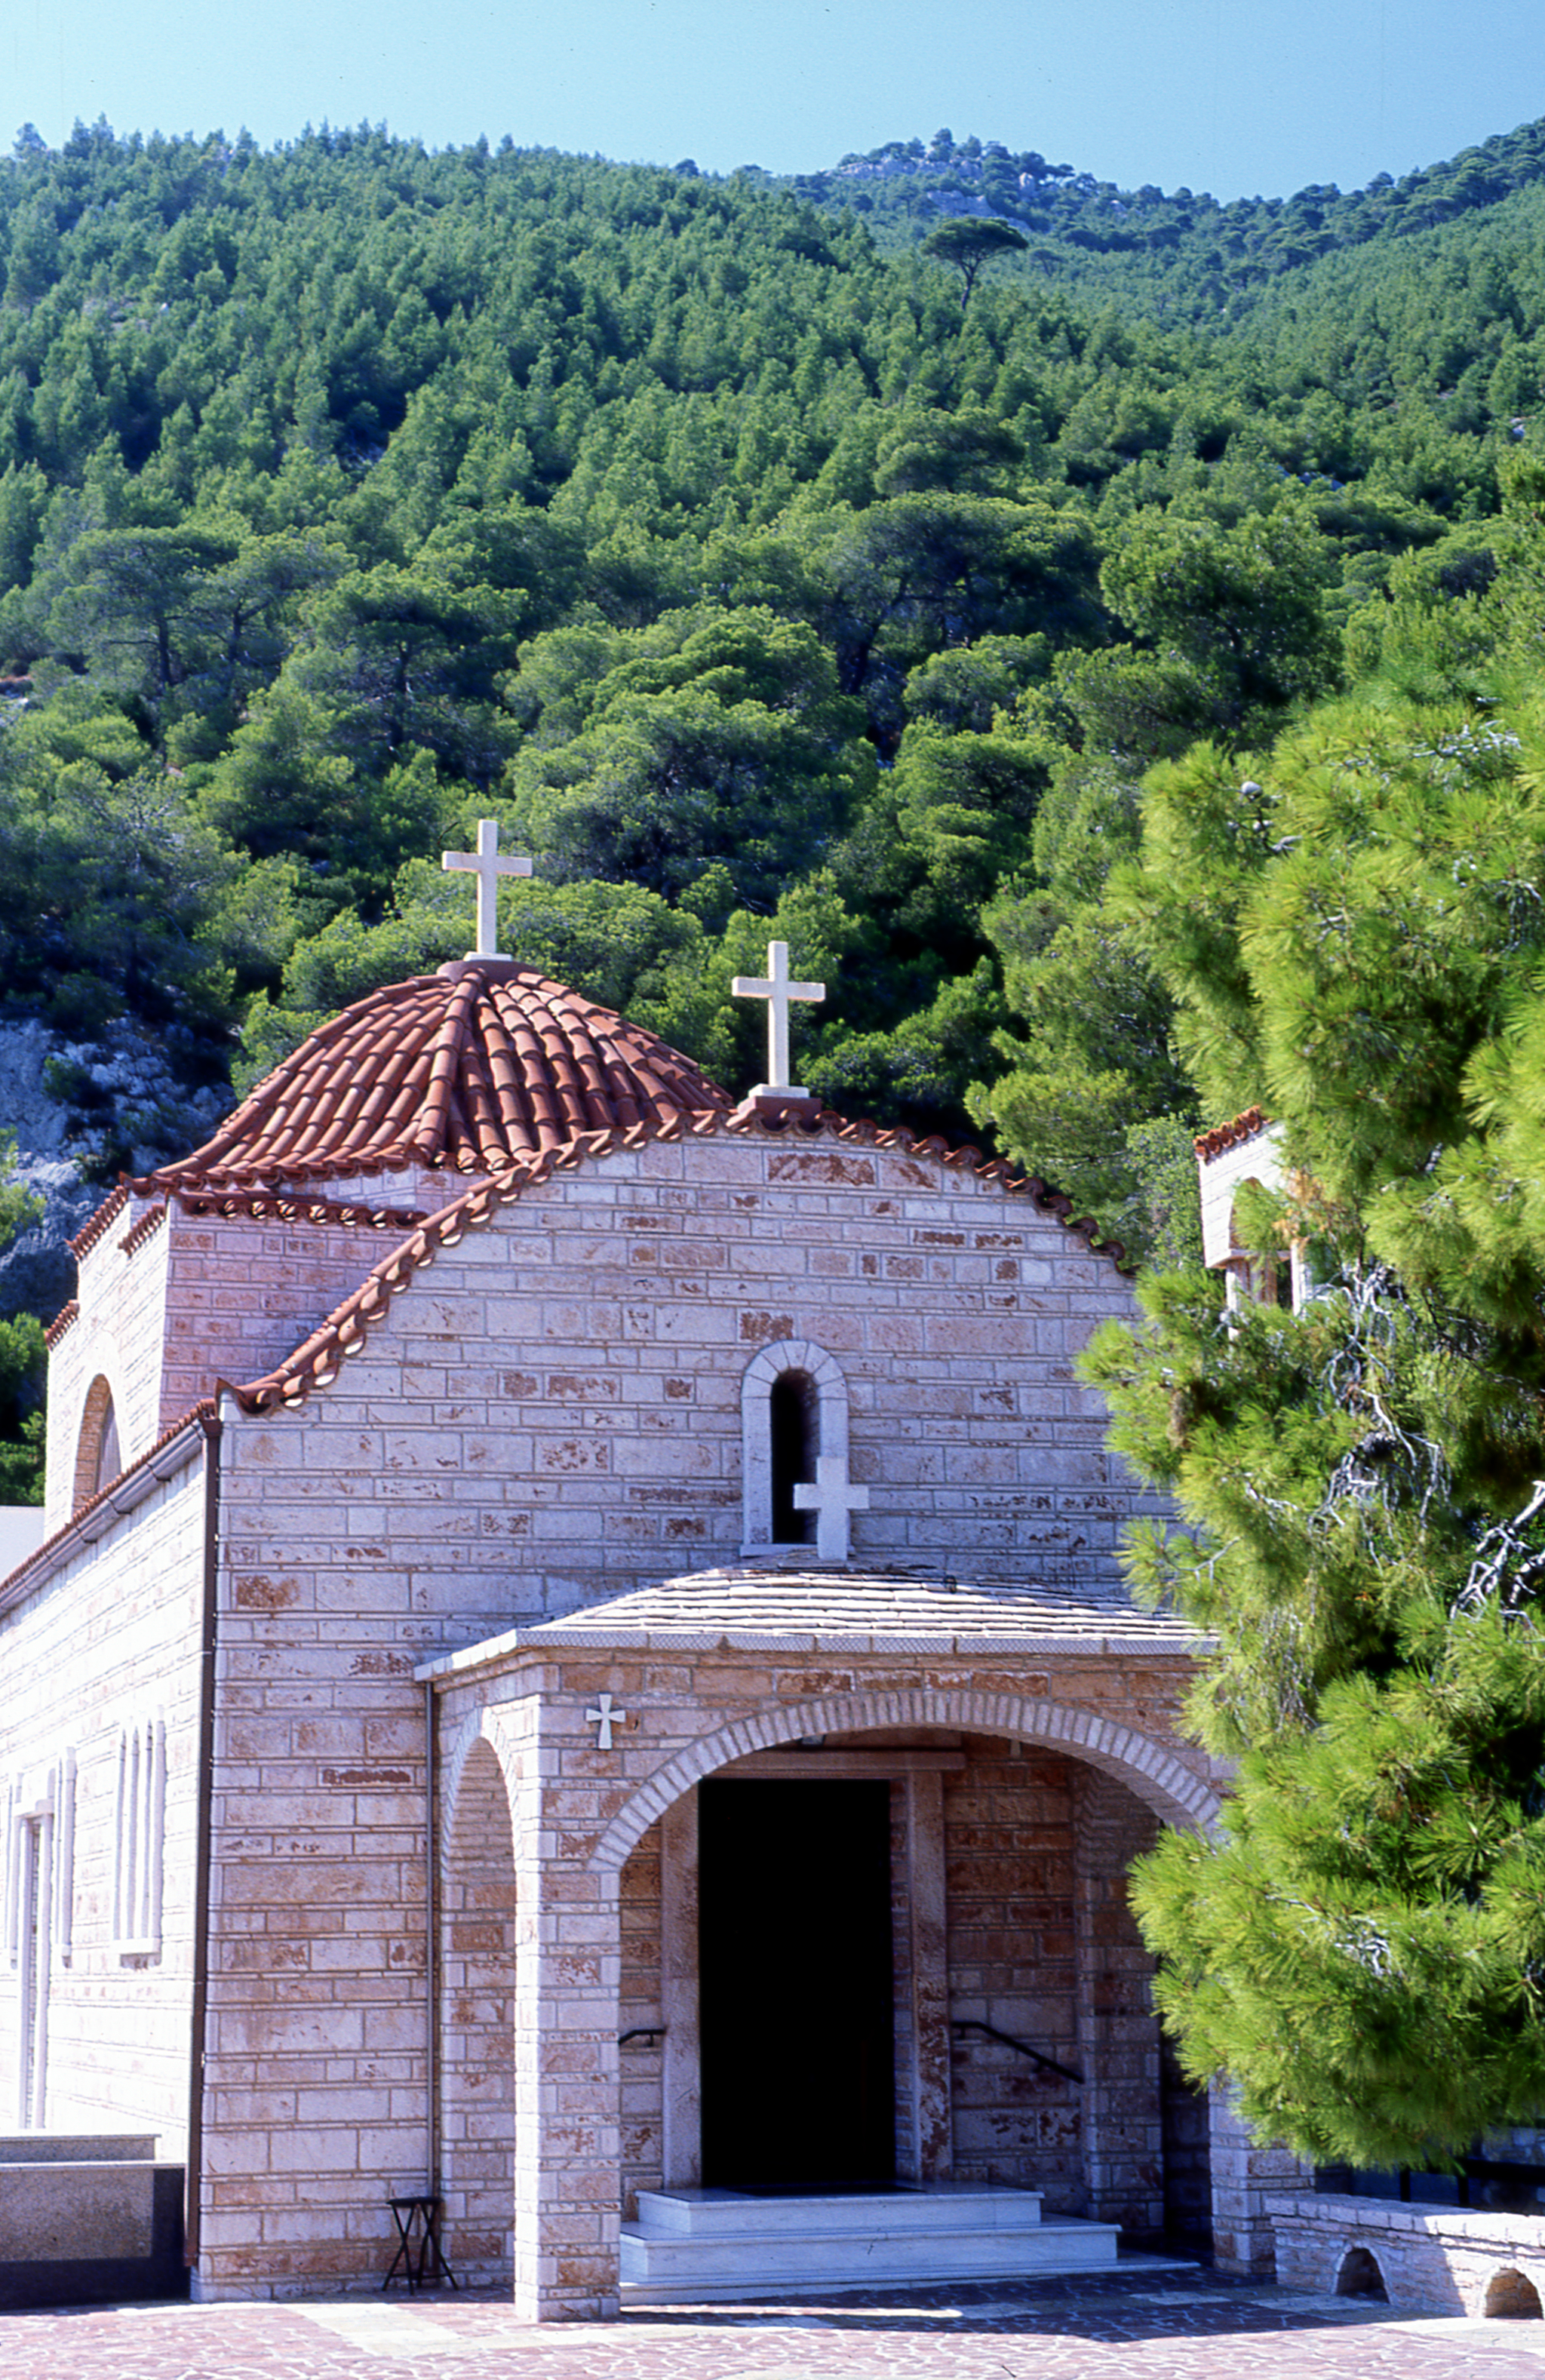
[184, 1407, 223, 2272]
[425, 1677, 440, 2197]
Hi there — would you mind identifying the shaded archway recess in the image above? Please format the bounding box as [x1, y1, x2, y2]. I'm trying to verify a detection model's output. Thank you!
[594, 1687, 1218, 1875]
[1335, 2246, 1388, 2301]
[439, 1729, 518, 2287]
[1485, 2268, 1544, 2319]
[74, 1374, 121, 1510]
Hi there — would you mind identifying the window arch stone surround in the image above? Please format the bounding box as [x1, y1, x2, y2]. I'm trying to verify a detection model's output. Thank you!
[73, 1374, 121, 1511]
[739, 1338, 850, 1558]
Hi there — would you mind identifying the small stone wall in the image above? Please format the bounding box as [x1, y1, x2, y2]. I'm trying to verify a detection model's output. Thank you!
[0, 2134, 187, 2308]
[1271, 2190, 1545, 2317]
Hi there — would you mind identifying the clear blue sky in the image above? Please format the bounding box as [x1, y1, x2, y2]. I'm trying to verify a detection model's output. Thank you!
[2, 0, 1540, 204]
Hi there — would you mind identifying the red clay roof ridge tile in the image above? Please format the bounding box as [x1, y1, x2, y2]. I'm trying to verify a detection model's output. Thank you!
[1194, 1106, 1273, 1161]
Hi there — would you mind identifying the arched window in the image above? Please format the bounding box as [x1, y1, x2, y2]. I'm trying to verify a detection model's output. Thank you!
[769, 1370, 819, 1544]
[74, 1376, 121, 1510]
[741, 1340, 852, 1559]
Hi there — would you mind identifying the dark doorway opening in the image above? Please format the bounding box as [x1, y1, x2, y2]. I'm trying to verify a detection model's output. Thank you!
[699, 1778, 895, 2188]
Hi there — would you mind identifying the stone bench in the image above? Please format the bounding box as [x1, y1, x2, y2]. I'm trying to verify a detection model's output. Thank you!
[0, 2134, 186, 2308]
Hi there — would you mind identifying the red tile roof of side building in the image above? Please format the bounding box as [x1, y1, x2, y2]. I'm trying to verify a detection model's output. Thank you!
[1193, 1106, 1272, 1162]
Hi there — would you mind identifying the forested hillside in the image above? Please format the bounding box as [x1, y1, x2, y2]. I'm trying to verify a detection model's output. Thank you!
[811, 116, 1545, 327]
[2, 113, 1544, 1490]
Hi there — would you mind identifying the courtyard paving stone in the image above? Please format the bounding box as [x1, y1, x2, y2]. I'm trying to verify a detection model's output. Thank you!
[7, 2271, 1545, 2380]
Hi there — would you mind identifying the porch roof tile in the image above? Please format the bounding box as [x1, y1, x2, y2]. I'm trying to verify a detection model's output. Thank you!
[418, 1567, 1199, 1681]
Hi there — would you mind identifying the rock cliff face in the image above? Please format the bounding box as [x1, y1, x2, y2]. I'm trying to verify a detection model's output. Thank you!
[0, 1020, 230, 1325]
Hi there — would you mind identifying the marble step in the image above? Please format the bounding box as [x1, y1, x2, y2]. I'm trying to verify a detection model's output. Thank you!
[621, 2189, 1123, 2298]
[633, 2184, 1045, 2239]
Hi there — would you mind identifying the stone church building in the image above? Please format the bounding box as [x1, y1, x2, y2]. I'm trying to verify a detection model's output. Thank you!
[0, 870, 1281, 2315]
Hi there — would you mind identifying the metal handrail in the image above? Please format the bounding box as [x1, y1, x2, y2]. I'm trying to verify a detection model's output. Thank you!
[619, 2025, 666, 2047]
[951, 2019, 1083, 2085]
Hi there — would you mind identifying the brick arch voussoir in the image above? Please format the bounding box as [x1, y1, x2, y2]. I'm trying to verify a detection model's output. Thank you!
[594, 1684, 1218, 1873]
[742, 1338, 846, 1399]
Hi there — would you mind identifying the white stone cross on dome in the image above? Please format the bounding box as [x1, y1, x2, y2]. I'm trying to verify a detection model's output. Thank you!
[731, 940, 825, 1095]
[585, 1691, 628, 1751]
[794, 1454, 871, 1564]
[441, 818, 533, 960]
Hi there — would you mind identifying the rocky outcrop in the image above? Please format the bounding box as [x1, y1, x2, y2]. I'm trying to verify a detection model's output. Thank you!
[0, 1019, 231, 1325]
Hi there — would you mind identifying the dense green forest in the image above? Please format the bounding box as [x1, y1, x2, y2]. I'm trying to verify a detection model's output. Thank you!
[2, 110, 1545, 1494]
[805, 115, 1545, 327]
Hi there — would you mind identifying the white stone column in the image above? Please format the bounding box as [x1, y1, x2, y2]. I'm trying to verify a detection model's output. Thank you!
[904, 1770, 952, 2182]
[507, 1702, 622, 2321]
[1209, 2085, 1307, 2277]
[660, 1789, 701, 2188]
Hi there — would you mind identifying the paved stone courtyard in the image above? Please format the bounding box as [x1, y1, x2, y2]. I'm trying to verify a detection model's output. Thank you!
[8, 2271, 1545, 2380]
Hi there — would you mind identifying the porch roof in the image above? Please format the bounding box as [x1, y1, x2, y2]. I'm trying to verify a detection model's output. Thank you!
[416, 1564, 1199, 1682]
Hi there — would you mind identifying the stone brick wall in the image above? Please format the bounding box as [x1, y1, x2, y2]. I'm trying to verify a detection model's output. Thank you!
[211, 1132, 1163, 1631]
[0, 1452, 207, 2148]
[618, 1826, 662, 2218]
[438, 1734, 514, 2286]
[1210, 2093, 1307, 2274]
[1071, 1767, 1163, 2237]
[944, 1741, 1083, 2206]
[45, 1198, 171, 1534]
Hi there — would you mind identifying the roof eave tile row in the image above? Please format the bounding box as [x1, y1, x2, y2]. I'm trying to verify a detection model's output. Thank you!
[45, 1299, 79, 1351]
[1194, 1106, 1271, 1162]
[118, 1202, 169, 1258]
[170, 1188, 432, 1232]
[69, 1181, 131, 1261]
[227, 1103, 1132, 1420]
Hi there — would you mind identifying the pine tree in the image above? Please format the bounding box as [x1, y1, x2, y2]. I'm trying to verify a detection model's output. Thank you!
[1086, 621, 1545, 2167]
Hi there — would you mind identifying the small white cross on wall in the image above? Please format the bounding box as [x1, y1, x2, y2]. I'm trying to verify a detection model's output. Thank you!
[794, 1454, 871, 1564]
[585, 1692, 629, 1752]
[732, 940, 824, 1095]
[441, 818, 533, 960]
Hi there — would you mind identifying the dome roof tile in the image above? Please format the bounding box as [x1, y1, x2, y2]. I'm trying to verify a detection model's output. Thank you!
[133, 960, 732, 1194]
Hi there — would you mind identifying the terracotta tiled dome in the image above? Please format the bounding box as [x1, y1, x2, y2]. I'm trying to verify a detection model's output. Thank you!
[134, 960, 733, 1193]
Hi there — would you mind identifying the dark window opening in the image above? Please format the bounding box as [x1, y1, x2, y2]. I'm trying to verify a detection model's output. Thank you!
[769, 1368, 818, 1543]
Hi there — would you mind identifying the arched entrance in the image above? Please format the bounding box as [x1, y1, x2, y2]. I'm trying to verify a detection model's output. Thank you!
[430, 1663, 1215, 2317]
[593, 1691, 1217, 2243]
